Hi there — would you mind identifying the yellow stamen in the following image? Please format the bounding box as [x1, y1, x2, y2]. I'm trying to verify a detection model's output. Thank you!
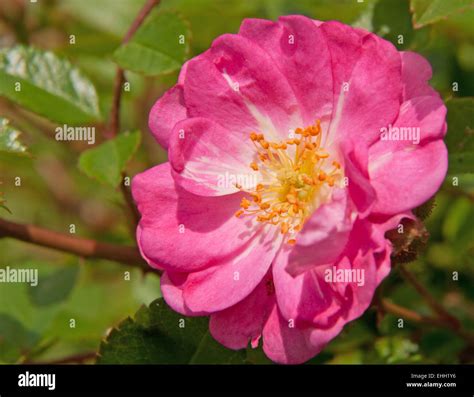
[237, 120, 343, 244]
[240, 198, 251, 209]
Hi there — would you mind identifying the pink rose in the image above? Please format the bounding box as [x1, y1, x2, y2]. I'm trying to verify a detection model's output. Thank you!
[132, 16, 447, 364]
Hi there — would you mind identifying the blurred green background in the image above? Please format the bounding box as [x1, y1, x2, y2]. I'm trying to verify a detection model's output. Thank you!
[0, 0, 473, 364]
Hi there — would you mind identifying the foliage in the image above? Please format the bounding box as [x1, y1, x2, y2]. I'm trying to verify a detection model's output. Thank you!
[0, 45, 101, 124]
[0, 0, 473, 365]
[0, 117, 28, 156]
[78, 130, 141, 187]
[114, 12, 191, 76]
[98, 298, 246, 364]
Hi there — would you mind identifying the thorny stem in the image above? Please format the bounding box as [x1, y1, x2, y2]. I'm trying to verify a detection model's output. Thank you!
[0, 217, 153, 272]
[398, 264, 461, 329]
[379, 298, 474, 346]
[0, 0, 163, 274]
[107, 0, 160, 138]
[106, 0, 160, 227]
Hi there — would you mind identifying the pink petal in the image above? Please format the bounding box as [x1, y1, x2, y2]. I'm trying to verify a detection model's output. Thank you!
[168, 117, 257, 196]
[368, 212, 415, 283]
[136, 224, 162, 270]
[285, 188, 354, 276]
[161, 271, 208, 316]
[182, 35, 302, 142]
[341, 138, 376, 217]
[209, 273, 274, 350]
[182, 226, 283, 312]
[239, 16, 333, 127]
[262, 304, 345, 364]
[341, 215, 411, 321]
[148, 85, 187, 149]
[370, 95, 447, 153]
[273, 249, 337, 325]
[370, 140, 447, 215]
[368, 96, 448, 215]
[401, 51, 438, 100]
[132, 162, 258, 273]
[274, 213, 408, 328]
[321, 21, 402, 145]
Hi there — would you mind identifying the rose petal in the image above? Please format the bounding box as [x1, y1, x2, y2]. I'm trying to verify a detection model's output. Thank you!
[209, 273, 274, 350]
[168, 117, 257, 196]
[148, 85, 187, 149]
[321, 21, 402, 146]
[133, 163, 258, 273]
[239, 16, 333, 127]
[182, 226, 282, 312]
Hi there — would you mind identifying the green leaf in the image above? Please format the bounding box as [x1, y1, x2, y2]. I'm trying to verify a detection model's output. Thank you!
[442, 196, 474, 245]
[0, 118, 28, 213]
[446, 97, 474, 174]
[411, 0, 474, 28]
[28, 265, 79, 307]
[97, 298, 246, 364]
[0, 118, 28, 155]
[78, 130, 141, 188]
[58, 0, 145, 38]
[328, 350, 364, 364]
[0, 314, 39, 363]
[0, 45, 101, 123]
[113, 12, 190, 76]
[419, 330, 465, 364]
[0, 262, 66, 363]
[189, 332, 246, 364]
[374, 336, 421, 364]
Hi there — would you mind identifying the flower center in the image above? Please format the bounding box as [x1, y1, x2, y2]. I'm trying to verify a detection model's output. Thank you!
[235, 120, 343, 244]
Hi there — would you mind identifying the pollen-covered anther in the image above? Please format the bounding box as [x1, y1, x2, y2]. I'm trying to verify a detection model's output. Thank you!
[238, 120, 343, 244]
[301, 174, 314, 185]
[240, 197, 251, 209]
[286, 194, 297, 204]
